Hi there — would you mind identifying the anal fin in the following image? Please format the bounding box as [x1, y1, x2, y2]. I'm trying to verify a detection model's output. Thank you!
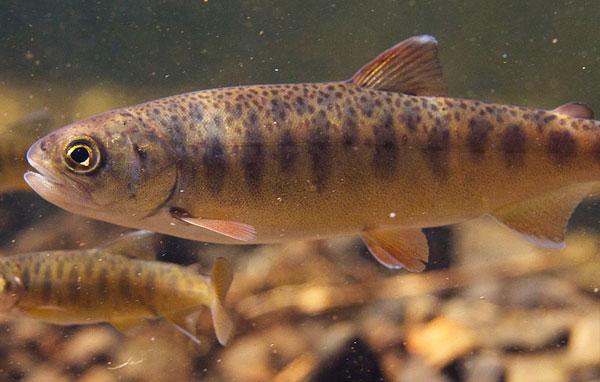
[361, 227, 429, 272]
[490, 183, 597, 249]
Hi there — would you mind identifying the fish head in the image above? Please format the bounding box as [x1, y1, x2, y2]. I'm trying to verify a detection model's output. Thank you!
[24, 110, 178, 223]
[0, 273, 24, 312]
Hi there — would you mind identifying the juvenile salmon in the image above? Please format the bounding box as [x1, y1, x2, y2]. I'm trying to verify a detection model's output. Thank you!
[0, 232, 234, 345]
[24, 35, 600, 271]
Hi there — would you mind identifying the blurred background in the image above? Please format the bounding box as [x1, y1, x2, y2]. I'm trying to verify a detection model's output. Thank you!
[1, 1, 599, 381]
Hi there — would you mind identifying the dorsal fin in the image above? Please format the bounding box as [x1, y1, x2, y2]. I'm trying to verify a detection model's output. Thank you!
[553, 102, 595, 120]
[99, 230, 158, 260]
[350, 35, 447, 96]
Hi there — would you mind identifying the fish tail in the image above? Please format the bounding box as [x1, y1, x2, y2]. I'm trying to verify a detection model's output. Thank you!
[207, 257, 234, 345]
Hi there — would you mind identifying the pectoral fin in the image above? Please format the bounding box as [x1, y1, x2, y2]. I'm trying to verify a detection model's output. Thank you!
[490, 183, 596, 249]
[170, 208, 257, 242]
[361, 227, 429, 272]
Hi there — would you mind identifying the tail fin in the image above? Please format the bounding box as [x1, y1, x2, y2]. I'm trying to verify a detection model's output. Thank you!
[208, 257, 234, 345]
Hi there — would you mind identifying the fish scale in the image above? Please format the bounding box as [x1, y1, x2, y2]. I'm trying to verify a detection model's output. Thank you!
[24, 35, 600, 271]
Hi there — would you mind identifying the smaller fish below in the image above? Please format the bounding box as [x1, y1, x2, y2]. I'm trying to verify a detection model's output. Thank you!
[0, 231, 234, 345]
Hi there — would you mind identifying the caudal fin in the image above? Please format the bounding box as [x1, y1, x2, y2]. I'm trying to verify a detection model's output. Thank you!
[209, 257, 235, 346]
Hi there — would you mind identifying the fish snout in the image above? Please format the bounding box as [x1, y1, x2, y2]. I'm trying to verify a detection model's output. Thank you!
[26, 136, 50, 174]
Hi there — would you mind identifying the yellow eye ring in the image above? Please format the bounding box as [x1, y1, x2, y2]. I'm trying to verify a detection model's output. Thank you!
[64, 136, 101, 174]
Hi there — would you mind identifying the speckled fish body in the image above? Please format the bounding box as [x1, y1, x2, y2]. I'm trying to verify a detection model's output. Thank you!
[24, 35, 600, 271]
[120, 84, 600, 236]
[0, 236, 234, 345]
[0, 251, 208, 322]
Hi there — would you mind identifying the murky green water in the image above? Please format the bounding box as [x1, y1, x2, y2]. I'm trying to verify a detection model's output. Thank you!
[1, 2, 599, 381]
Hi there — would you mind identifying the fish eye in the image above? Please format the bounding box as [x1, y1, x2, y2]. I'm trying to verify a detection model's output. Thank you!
[0, 275, 23, 311]
[64, 136, 101, 174]
[0, 275, 22, 292]
[0, 274, 23, 295]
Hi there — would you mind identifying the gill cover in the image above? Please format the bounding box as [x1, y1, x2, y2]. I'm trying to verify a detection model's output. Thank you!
[26, 111, 179, 217]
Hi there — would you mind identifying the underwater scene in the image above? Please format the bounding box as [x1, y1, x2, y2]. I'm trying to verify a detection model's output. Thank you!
[1, 1, 600, 381]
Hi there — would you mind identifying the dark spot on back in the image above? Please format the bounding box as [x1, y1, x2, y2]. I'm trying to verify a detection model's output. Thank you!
[547, 129, 577, 164]
[501, 124, 527, 167]
[189, 103, 204, 122]
[278, 130, 298, 173]
[372, 112, 398, 177]
[358, 95, 375, 118]
[308, 113, 331, 192]
[467, 117, 493, 158]
[270, 98, 287, 124]
[342, 106, 359, 148]
[165, 112, 187, 159]
[402, 110, 421, 133]
[203, 136, 228, 194]
[294, 96, 308, 115]
[212, 114, 223, 129]
[424, 118, 450, 177]
[242, 112, 265, 190]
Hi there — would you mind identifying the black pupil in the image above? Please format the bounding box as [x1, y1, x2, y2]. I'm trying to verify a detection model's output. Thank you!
[71, 146, 90, 164]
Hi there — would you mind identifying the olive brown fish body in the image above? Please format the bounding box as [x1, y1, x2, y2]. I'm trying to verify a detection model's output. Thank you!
[131, 85, 600, 235]
[24, 35, 600, 271]
[0, 241, 234, 345]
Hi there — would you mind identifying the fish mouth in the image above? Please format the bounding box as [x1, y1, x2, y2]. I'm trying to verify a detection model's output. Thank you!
[24, 142, 98, 210]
